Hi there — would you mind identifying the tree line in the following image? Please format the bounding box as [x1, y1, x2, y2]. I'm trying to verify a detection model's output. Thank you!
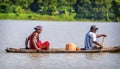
[0, 0, 119, 22]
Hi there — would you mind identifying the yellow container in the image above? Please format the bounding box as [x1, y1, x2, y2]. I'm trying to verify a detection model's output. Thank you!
[65, 43, 77, 51]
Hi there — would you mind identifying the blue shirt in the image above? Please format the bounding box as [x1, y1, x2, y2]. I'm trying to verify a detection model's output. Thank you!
[84, 31, 97, 50]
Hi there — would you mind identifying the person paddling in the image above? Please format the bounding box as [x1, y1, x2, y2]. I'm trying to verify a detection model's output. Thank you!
[25, 25, 50, 50]
[84, 25, 107, 50]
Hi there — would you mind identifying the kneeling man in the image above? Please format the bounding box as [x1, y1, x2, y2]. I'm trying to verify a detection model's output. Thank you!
[84, 25, 107, 50]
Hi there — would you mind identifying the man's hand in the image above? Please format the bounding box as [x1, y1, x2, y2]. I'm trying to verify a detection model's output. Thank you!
[102, 34, 107, 37]
[100, 44, 103, 49]
[37, 48, 41, 51]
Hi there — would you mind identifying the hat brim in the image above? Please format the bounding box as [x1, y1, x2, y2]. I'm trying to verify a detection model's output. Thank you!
[95, 28, 98, 30]
[34, 28, 41, 30]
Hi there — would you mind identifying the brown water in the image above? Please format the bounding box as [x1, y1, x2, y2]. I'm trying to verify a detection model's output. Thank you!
[0, 20, 120, 69]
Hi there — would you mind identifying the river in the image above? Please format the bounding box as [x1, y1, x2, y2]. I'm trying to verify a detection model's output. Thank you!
[0, 20, 120, 69]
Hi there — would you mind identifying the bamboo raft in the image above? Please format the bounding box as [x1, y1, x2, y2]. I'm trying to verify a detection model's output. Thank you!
[5, 46, 120, 53]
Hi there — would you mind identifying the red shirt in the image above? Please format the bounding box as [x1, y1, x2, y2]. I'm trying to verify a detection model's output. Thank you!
[29, 32, 50, 50]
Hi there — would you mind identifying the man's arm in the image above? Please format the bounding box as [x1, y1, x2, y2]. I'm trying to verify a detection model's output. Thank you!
[25, 37, 29, 49]
[93, 41, 103, 49]
[32, 33, 41, 50]
[25, 34, 32, 49]
[97, 34, 107, 38]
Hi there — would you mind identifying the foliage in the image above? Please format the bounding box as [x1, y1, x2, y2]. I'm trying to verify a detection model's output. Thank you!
[0, 0, 119, 22]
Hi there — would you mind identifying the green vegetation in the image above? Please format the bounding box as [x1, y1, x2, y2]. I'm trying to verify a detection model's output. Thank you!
[0, 0, 120, 22]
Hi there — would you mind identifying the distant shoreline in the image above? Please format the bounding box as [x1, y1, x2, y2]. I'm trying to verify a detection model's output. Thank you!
[0, 13, 119, 22]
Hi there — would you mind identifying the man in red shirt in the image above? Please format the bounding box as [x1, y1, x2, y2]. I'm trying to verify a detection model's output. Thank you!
[25, 25, 50, 50]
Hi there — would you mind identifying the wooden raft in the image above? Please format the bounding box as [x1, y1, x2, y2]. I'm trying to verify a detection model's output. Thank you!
[5, 46, 120, 53]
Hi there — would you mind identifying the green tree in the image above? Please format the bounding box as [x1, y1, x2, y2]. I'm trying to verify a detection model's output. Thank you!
[29, 0, 40, 12]
[112, 0, 120, 21]
[75, 0, 114, 21]
[0, 3, 14, 13]
[75, 0, 91, 19]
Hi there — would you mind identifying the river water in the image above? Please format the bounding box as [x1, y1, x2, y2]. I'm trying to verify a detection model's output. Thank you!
[0, 20, 120, 69]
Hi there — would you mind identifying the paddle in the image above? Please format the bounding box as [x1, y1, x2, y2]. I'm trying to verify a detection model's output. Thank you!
[100, 37, 105, 53]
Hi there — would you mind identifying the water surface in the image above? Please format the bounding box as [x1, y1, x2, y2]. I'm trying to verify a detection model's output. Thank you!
[0, 20, 120, 69]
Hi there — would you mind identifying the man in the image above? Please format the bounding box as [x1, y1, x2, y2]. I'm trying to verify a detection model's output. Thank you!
[84, 25, 107, 50]
[25, 25, 50, 50]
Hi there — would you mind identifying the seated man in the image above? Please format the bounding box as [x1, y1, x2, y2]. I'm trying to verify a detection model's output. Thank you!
[84, 25, 107, 50]
[25, 25, 50, 50]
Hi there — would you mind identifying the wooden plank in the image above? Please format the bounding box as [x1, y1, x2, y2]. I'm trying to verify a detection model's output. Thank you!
[5, 46, 120, 53]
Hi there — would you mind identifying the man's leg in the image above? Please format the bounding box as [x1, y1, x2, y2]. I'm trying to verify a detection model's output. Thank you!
[41, 41, 50, 50]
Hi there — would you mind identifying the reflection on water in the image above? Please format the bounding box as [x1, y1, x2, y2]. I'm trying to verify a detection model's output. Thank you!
[84, 53, 103, 60]
[0, 20, 120, 69]
[28, 53, 49, 58]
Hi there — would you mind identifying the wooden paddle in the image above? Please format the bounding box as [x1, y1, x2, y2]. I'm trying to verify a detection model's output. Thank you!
[100, 37, 105, 53]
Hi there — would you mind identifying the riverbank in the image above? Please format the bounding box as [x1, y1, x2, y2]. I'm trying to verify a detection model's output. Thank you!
[0, 13, 114, 22]
[0, 13, 75, 21]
